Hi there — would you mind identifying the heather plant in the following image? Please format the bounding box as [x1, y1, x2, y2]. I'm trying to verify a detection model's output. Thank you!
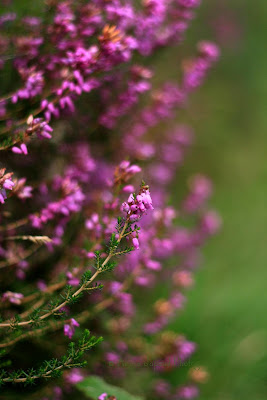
[0, 1, 220, 399]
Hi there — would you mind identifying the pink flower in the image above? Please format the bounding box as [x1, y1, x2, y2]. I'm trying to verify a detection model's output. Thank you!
[65, 369, 84, 384]
[3, 178, 14, 190]
[176, 385, 199, 399]
[66, 271, 80, 286]
[12, 143, 28, 155]
[132, 237, 139, 250]
[98, 394, 108, 400]
[178, 0, 201, 8]
[64, 318, 80, 339]
[122, 184, 134, 193]
[146, 260, 161, 270]
[2, 291, 24, 305]
[201, 210, 222, 235]
[122, 186, 153, 223]
[173, 270, 194, 288]
[198, 41, 220, 62]
[0, 169, 14, 204]
[0, 192, 5, 204]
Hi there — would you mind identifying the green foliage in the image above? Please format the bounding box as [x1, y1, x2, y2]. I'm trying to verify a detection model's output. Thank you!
[0, 330, 102, 386]
[114, 246, 134, 256]
[109, 233, 119, 252]
[94, 251, 102, 270]
[77, 375, 144, 400]
[0, 211, 141, 390]
[100, 260, 117, 273]
[81, 270, 93, 284]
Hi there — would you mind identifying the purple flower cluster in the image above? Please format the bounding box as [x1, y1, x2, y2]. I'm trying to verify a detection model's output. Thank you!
[64, 318, 80, 339]
[11, 70, 44, 103]
[0, 168, 14, 204]
[98, 394, 117, 400]
[121, 186, 154, 223]
[0, 0, 215, 152]
[0, 0, 220, 398]
[182, 41, 220, 91]
[2, 291, 24, 305]
[29, 176, 85, 231]
[183, 174, 213, 213]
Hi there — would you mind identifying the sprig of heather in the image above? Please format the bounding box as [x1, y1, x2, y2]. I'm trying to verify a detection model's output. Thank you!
[0, 329, 102, 385]
[0, 184, 153, 331]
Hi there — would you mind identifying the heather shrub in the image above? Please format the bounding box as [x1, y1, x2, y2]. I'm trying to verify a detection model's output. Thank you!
[0, 1, 220, 399]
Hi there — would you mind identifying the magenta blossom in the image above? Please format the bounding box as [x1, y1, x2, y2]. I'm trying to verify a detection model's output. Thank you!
[12, 143, 28, 155]
[2, 291, 24, 305]
[64, 318, 80, 339]
[98, 394, 108, 400]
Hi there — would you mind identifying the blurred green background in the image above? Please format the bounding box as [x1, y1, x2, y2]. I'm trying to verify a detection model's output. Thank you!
[167, 1, 267, 399]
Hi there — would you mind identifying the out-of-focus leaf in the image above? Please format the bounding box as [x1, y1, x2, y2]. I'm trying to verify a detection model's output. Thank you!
[76, 375, 144, 400]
